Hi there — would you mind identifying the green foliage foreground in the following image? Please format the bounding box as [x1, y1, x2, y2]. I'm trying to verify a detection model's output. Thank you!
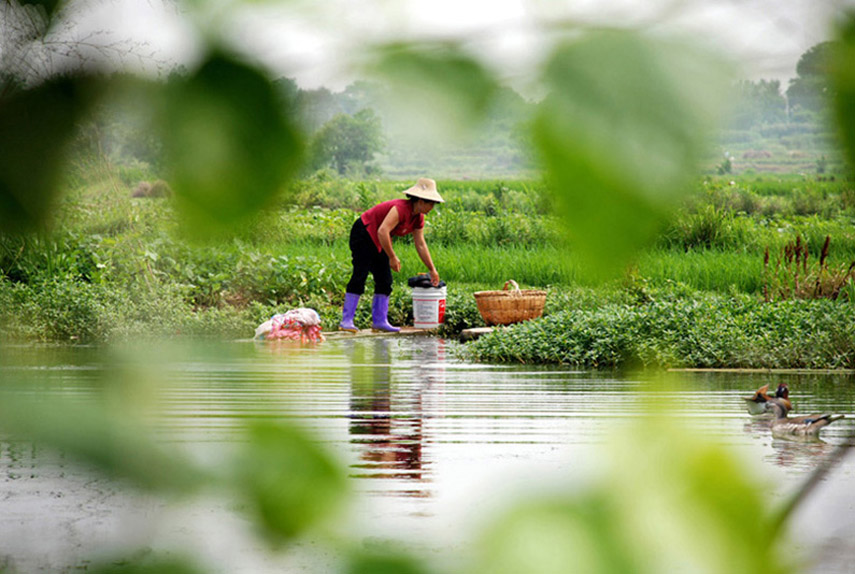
[3, 5, 855, 574]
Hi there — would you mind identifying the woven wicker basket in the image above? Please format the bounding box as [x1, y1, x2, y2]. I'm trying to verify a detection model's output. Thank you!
[473, 280, 547, 326]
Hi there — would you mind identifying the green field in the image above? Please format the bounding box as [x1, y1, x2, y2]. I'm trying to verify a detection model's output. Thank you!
[3, 166, 855, 368]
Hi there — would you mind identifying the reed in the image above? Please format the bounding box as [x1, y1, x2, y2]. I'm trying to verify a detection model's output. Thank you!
[763, 234, 855, 301]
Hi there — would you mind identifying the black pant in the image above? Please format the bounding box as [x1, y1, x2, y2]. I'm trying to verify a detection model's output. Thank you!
[346, 219, 393, 296]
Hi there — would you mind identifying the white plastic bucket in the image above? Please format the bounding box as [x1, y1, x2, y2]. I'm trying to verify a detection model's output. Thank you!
[412, 286, 447, 329]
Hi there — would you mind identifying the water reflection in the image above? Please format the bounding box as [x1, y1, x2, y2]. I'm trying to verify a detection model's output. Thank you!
[3, 340, 855, 574]
[347, 338, 446, 499]
[768, 438, 835, 470]
[742, 417, 773, 437]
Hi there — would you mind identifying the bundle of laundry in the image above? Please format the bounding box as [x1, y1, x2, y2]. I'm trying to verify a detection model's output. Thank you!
[255, 308, 325, 343]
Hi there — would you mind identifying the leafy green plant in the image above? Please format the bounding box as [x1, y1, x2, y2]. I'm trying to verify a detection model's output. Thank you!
[158, 54, 304, 235]
[831, 17, 855, 170]
[435, 286, 488, 335]
[0, 75, 108, 233]
[463, 293, 855, 369]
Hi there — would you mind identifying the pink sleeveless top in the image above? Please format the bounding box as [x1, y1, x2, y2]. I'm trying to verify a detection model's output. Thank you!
[360, 199, 424, 252]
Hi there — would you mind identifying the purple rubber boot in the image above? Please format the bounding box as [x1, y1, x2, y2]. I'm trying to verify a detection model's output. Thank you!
[371, 294, 400, 333]
[339, 293, 360, 332]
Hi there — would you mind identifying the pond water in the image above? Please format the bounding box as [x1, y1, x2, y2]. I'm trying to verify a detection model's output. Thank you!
[1, 335, 855, 573]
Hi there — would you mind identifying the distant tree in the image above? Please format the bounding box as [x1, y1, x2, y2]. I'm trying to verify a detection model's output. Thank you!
[308, 109, 384, 175]
[273, 77, 300, 115]
[730, 79, 787, 128]
[796, 42, 834, 77]
[787, 41, 835, 120]
[486, 86, 531, 125]
[296, 87, 343, 131]
[339, 80, 384, 116]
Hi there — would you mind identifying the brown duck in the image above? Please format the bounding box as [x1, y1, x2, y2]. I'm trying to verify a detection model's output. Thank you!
[767, 398, 844, 437]
[743, 384, 773, 415]
[771, 383, 792, 412]
[743, 383, 791, 416]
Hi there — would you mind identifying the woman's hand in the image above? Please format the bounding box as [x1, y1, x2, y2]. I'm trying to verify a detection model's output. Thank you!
[390, 256, 402, 272]
[429, 268, 440, 286]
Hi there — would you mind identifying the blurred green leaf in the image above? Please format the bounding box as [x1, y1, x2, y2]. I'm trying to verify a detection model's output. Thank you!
[0, 396, 204, 493]
[831, 14, 855, 171]
[347, 547, 433, 574]
[604, 418, 787, 574]
[370, 42, 497, 137]
[476, 496, 638, 574]
[0, 75, 104, 233]
[474, 413, 791, 574]
[19, 0, 63, 20]
[235, 421, 348, 544]
[88, 556, 204, 574]
[160, 52, 304, 234]
[533, 31, 732, 279]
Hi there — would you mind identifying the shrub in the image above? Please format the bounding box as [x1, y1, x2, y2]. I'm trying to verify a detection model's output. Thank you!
[660, 205, 754, 251]
[1, 278, 113, 342]
[286, 170, 367, 209]
[0, 232, 108, 285]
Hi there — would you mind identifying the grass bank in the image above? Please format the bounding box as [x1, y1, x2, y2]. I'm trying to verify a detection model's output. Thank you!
[462, 292, 855, 369]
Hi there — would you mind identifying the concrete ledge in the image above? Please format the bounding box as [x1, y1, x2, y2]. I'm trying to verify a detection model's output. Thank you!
[323, 326, 435, 339]
[459, 327, 495, 342]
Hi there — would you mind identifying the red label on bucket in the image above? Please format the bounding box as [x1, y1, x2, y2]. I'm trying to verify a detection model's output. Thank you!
[438, 299, 446, 323]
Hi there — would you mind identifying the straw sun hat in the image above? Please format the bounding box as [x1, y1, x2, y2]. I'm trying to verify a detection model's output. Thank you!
[404, 178, 444, 203]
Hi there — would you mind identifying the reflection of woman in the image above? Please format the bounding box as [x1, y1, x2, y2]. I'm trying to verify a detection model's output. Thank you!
[349, 339, 427, 483]
[339, 178, 444, 333]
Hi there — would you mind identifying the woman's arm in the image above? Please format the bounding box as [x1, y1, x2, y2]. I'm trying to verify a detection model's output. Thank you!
[412, 227, 440, 286]
[377, 207, 402, 272]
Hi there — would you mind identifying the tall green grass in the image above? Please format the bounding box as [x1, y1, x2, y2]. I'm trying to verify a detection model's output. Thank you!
[637, 250, 764, 293]
[199, 241, 578, 294]
[402, 244, 576, 286]
[5, 166, 855, 343]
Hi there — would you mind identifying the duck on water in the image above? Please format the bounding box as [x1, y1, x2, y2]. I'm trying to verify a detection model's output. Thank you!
[766, 397, 844, 438]
[743, 383, 792, 416]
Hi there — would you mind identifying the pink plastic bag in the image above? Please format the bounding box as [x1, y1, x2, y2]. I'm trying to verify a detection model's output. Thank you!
[255, 308, 325, 343]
